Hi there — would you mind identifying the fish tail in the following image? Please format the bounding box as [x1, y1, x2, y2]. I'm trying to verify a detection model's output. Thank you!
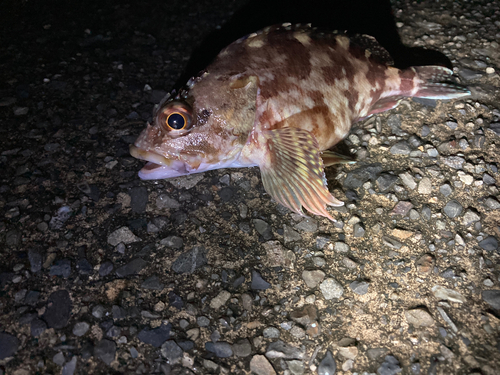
[410, 66, 470, 100]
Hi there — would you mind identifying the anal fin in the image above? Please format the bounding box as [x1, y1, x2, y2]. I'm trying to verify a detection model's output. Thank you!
[259, 127, 344, 221]
[321, 150, 356, 167]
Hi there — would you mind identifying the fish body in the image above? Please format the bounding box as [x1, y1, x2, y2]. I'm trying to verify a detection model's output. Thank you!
[130, 24, 470, 220]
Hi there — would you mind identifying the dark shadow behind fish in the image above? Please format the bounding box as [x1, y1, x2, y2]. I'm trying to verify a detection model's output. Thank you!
[174, 0, 454, 90]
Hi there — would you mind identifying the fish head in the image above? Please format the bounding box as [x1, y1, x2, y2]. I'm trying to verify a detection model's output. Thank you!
[130, 74, 259, 180]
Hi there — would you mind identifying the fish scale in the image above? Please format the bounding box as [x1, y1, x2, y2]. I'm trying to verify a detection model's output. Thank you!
[130, 23, 470, 221]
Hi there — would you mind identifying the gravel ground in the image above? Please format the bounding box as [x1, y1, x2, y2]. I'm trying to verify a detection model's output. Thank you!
[1, 0, 500, 374]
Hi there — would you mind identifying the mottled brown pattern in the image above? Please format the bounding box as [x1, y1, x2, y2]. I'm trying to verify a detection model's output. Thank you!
[398, 69, 416, 94]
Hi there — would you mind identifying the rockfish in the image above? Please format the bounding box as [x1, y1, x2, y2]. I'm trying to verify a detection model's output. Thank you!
[130, 24, 470, 221]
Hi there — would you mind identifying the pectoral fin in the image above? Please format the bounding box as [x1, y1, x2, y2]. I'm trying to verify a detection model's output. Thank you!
[259, 127, 344, 221]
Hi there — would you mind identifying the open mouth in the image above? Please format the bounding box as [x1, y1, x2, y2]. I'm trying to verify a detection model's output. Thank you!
[129, 145, 191, 180]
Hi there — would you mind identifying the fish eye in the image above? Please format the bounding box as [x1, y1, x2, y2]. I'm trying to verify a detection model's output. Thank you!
[158, 101, 193, 132]
[167, 112, 187, 130]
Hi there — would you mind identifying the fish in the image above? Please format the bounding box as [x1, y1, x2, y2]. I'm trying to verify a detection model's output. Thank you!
[130, 23, 470, 221]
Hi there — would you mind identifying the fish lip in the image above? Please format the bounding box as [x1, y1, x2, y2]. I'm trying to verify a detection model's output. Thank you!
[130, 144, 194, 180]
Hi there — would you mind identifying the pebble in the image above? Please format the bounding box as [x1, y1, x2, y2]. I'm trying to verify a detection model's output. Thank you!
[115, 258, 147, 277]
[479, 236, 498, 251]
[171, 246, 207, 274]
[439, 184, 452, 196]
[290, 305, 317, 326]
[302, 270, 325, 288]
[43, 290, 72, 329]
[390, 201, 413, 216]
[405, 308, 434, 327]
[250, 355, 276, 375]
[206, 341, 233, 357]
[73, 322, 90, 336]
[0, 333, 19, 359]
[353, 223, 365, 237]
[107, 226, 141, 246]
[399, 172, 417, 190]
[343, 163, 383, 189]
[49, 206, 73, 230]
[431, 285, 465, 303]
[287, 359, 305, 375]
[462, 210, 480, 226]
[377, 355, 402, 375]
[442, 156, 465, 170]
[62, 356, 77, 375]
[263, 327, 281, 339]
[30, 318, 47, 336]
[484, 197, 500, 210]
[160, 235, 183, 249]
[94, 339, 116, 365]
[161, 340, 183, 364]
[266, 340, 304, 359]
[253, 219, 273, 240]
[137, 323, 171, 347]
[320, 278, 344, 300]
[50, 259, 72, 278]
[443, 200, 463, 218]
[376, 173, 399, 192]
[129, 186, 148, 213]
[251, 270, 271, 290]
[317, 350, 336, 375]
[155, 194, 180, 209]
[210, 290, 231, 309]
[141, 275, 165, 290]
[284, 225, 301, 243]
[233, 338, 252, 357]
[294, 218, 318, 232]
[28, 248, 43, 273]
[349, 280, 369, 295]
[390, 141, 411, 155]
[482, 290, 500, 310]
[53, 351, 65, 366]
[99, 261, 114, 277]
[418, 177, 432, 195]
[334, 242, 349, 253]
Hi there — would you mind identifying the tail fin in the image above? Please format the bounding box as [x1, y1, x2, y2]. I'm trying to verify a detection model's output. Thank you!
[412, 66, 470, 99]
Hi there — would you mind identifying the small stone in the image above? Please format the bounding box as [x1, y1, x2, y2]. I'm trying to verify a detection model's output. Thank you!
[107, 227, 141, 246]
[160, 235, 183, 249]
[294, 218, 318, 232]
[62, 356, 77, 375]
[399, 172, 416, 190]
[251, 270, 271, 290]
[442, 156, 465, 169]
[290, 305, 317, 326]
[287, 360, 305, 375]
[130, 186, 148, 213]
[30, 318, 47, 337]
[482, 290, 500, 310]
[94, 339, 116, 365]
[431, 285, 465, 303]
[141, 275, 165, 290]
[334, 242, 349, 253]
[439, 184, 452, 196]
[263, 327, 280, 339]
[115, 258, 147, 277]
[462, 210, 480, 226]
[317, 350, 336, 375]
[43, 290, 72, 329]
[99, 261, 113, 277]
[353, 223, 365, 237]
[28, 248, 43, 273]
[253, 219, 273, 240]
[484, 197, 500, 210]
[161, 340, 183, 364]
[418, 177, 432, 195]
[377, 355, 402, 375]
[266, 341, 304, 359]
[349, 280, 369, 295]
[390, 201, 413, 216]
[172, 246, 207, 274]
[443, 200, 463, 218]
[73, 322, 90, 336]
[284, 225, 301, 243]
[155, 194, 180, 209]
[206, 341, 233, 358]
[376, 173, 399, 192]
[233, 338, 252, 357]
[210, 290, 231, 309]
[137, 323, 171, 347]
[250, 355, 276, 375]
[197, 316, 210, 327]
[421, 205, 431, 221]
[320, 278, 344, 300]
[53, 352, 65, 366]
[405, 308, 434, 327]
[302, 270, 325, 288]
[390, 141, 411, 155]
[479, 236, 498, 251]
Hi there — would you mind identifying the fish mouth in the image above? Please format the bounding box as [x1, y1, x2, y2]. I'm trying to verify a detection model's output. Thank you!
[129, 145, 193, 180]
